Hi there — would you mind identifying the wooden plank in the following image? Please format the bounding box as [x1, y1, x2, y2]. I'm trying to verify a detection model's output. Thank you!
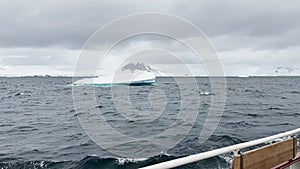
[232, 138, 297, 169]
[271, 152, 300, 169]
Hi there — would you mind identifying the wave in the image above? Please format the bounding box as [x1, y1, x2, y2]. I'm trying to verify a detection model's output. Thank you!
[0, 153, 232, 169]
[0, 154, 174, 169]
[199, 91, 214, 96]
[291, 91, 300, 94]
[268, 107, 283, 110]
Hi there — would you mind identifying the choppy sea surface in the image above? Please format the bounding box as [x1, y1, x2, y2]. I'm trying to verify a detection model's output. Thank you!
[0, 77, 300, 169]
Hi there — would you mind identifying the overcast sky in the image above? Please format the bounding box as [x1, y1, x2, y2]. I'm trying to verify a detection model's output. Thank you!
[0, 0, 299, 76]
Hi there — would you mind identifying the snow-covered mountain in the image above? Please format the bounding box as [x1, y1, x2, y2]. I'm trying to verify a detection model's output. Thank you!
[254, 67, 300, 76]
[120, 62, 203, 77]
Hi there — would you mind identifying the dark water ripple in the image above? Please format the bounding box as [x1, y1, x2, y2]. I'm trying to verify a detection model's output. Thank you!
[0, 77, 300, 168]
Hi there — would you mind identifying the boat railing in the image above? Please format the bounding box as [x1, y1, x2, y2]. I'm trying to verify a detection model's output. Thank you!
[140, 128, 300, 169]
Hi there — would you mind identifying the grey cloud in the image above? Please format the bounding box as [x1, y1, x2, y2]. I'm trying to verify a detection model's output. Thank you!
[0, 0, 170, 49]
[125, 49, 198, 65]
[169, 0, 300, 51]
[2, 56, 65, 65]
[211, 25, 300, 51]
[219, 47, 300, 68]
[172, 0, 300, 37]
[0, 48, 79, 66]
[0, 0, 299, 51]
[0, 0, 299, 76]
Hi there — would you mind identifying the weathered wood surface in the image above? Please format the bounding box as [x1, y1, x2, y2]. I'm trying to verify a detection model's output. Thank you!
[232, 138, 297, 169]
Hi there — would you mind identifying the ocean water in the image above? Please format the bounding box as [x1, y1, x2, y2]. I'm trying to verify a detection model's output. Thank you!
[0, 77, 300, 169]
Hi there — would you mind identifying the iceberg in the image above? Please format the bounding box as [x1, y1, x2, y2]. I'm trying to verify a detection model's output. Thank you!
[73, 63, 156, 86]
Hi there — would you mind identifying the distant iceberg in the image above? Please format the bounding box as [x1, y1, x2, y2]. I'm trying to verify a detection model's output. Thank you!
[73, 63, 156, 86]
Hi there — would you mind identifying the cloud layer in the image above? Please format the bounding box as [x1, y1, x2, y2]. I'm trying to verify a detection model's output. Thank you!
[0, 0, 299, 76]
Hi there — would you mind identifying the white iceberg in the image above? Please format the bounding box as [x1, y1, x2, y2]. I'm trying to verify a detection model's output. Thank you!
[73, 63, 156, 86]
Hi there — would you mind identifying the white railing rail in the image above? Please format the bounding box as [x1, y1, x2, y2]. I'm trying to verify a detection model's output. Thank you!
[140, 128, 300, 169]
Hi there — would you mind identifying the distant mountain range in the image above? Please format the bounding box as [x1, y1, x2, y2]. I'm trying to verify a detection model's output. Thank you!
[274, 67, 300, 74]
[1, 64, 300, 77]
[255, 67, 300, 76]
